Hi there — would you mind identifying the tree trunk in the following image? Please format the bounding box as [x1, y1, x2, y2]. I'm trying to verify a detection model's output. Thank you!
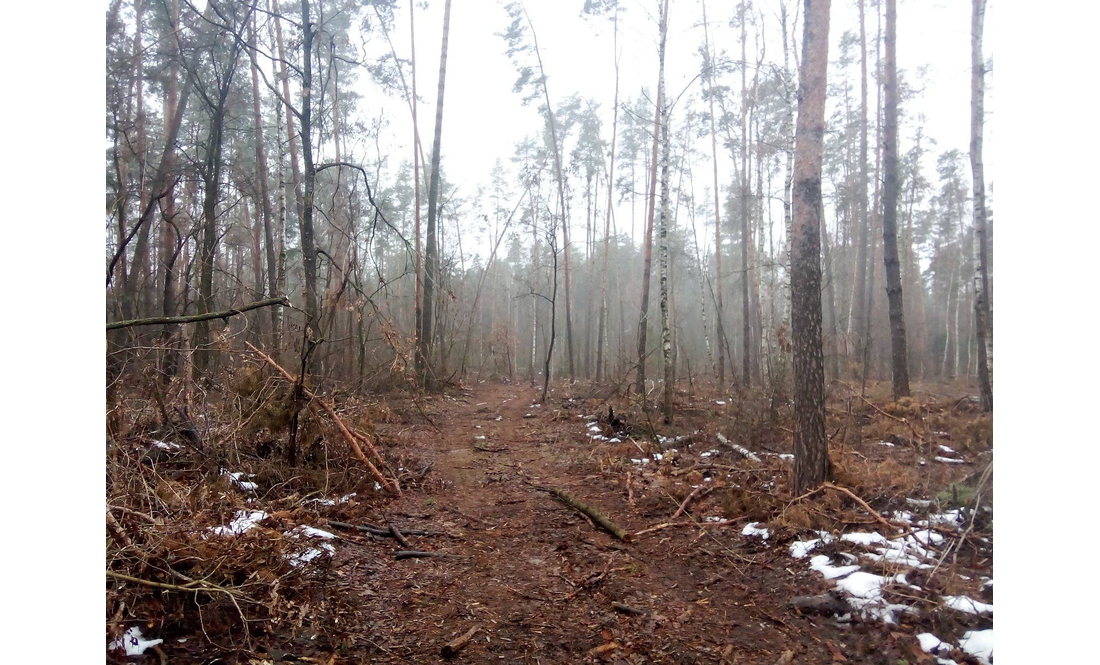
[249, 10, 280, 340]
[596, 10, 620, 385]
[851, 0, 871, 379]
[791, 0, 832, 495]
[703, 0, 726, 388]
[635, 3, 667, 401]
[271, 0, 305, 228]
[419, 0, 452, 388]
[298, 0, 320, 358]
[970, 0, 993, 411]
[656, 0, 673, 422]
[882, 0, 911, 399]
[740, 1, 752, 388]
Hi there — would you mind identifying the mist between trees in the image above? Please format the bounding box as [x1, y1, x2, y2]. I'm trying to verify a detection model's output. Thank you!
[106, 0, 992, 441]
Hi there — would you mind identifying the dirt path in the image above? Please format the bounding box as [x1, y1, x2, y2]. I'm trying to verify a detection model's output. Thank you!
[332, 382, 865, 664]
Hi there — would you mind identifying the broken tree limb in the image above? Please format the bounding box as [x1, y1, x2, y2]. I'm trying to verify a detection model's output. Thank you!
[612, 602, 646, 615]
[245, 342, 401, 495]
[547, 487, 631, 543]
[671, 484, 717, 520]
[440, 626, 480, 658]
[107, 296, 289, 330]
[395, 550, 468, 561]
[389, 524, 412, 548]
[716, 433, 761, 462]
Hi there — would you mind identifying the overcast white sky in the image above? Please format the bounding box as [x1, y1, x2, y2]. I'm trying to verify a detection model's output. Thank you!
[341, 0, 992, 258]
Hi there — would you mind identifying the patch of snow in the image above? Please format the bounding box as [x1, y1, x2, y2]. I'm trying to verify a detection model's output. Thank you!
[778, 453, 794, 461]
[609, 438, 621, 443]
[700, 449, 719, 458]
[474, 435, 486, 440]
[958, 629, 993, 664]
[223, 471, 258, 492]
[842, 532, 888, 547]
[715, 400, 727, 405]
[929, 510, 964, 527]
[789, 532, 835, 558]
[305, 492, 356, 507]
[374, 482, 382, 491]
[741, 522, 770, 540]
[809, 555, 860, 580]
[586, 421, 599, 427]
[919, 458, 927, 466]
[892, 510, 914, 523]
[943, 595, 993, 615]
[938, 445, 956, 454]
[289, 525, 337, 540]
[495, 416, 504, 421]
[588, 425, 602, 433]
[704, 516, 729, 523]
[982, 577, 993, 588]
[917, 633, 954, 656]
[152, 440, 181, 451]
[652, 453, 664, 461]
[704, 477, 713, 482]
[211, 510, 267, 536]
[631, 458, 650, 465]
[288, 542, 336, 567]
[111, 626, 163, 656]
[877, 441, 896, 447]
[935, 456, 966, 464]
[906, 498, 932, 508]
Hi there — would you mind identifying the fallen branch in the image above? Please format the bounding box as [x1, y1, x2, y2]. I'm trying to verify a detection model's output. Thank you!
[389, 524, 412, 548]
[395, 550, 468, 561]
[440, 625, 480, 658]
[788, 482, 903, 535]
[612, 602, 646, 615]
[547, 487, 631, 543]
[107, 296, 289, 330]
[246, 342, 400, 495]
[671, 484, 716, 520]
[327, 520, 429, 537]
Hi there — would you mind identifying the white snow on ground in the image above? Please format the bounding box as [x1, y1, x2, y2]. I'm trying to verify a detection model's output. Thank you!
[959, 629, 993, 664]
[704, 516, 731, 523]
[789, 532, 835, 558]
[306, 492, 357, 506]
[630, 458, 650, 465]
[223, 471, 258, 492]
[928, 509, 965, 526]
[715, 400, 727, 405]
[111, 626, 163, 655]
[842, 532, 888, 547]
[809, 554, 860, 580]
[741, 522, 770, 539]
[938, 445, 956, 453]
[700, 449, 720, 458]
[210, 510, 268, 536]
[935, 456, 967, 464]
[152, 440, 181, 451]
[877, 441, 896, 447]
[289, 525, 337, 540]
[917, 633, 954, 656]
[943, 595, 993, 615]
[906, 498, 932, 508]
[588, 425, 602, 433]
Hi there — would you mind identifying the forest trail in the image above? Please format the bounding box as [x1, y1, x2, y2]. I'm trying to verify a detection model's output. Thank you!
[339, 382, 838, 664]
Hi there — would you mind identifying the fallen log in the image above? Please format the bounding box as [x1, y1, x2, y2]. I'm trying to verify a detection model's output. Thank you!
[441, 626, 480, 658]
[547, 488, 631, 543]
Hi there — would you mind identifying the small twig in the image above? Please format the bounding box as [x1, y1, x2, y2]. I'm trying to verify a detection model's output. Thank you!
[612, 602, 646, 615]
[440, 625, 480, 658]
[389, 524, 412, 548]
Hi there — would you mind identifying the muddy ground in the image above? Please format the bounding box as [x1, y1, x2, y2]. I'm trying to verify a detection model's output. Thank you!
[107, 379, 993, 664]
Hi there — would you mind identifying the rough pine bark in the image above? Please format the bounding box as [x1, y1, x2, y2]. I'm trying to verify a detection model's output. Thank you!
[882, 0, 911, 399]
[791, 0, 832, 495]
[248, 12, 279, 338]
[851, 0, 871, 379]
[970, 0, 993, 411]
[703, 0, 726, 387]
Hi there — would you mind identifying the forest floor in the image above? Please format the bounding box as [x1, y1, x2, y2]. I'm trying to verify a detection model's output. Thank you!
[107, 377, 993, 664]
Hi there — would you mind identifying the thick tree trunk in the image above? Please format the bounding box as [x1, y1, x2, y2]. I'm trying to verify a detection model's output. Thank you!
[970, 0, 993, 411]
[882, 0, 911, 399]
[419, 0, 452, 388]
[791, 0, 832, 495]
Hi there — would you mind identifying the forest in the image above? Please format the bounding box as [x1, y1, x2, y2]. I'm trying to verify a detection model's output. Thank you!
[105, 0, 994, 662]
